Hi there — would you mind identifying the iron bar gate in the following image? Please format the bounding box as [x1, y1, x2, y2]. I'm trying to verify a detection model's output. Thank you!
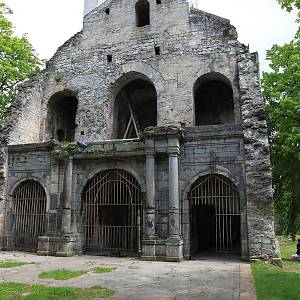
[12, 180, 47, 252]
[188, 174, 240, 252]
[82, 169, 143, 255]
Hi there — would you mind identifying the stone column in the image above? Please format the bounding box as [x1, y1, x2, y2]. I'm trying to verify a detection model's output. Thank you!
[166, 137, 183, 261]
[142, 139, 157, 259]
[145, 154, 156, 239]
[62, 158, 73, 234]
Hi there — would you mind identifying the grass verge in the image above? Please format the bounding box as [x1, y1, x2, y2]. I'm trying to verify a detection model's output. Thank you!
[0, 262, 31, 268]
[252, 236, 300, 300]
[252, 262, 300, 300]
[0, 282, 114, 300]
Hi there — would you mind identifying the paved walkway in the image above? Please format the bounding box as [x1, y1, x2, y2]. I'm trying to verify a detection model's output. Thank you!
[0, 252, 256, 300]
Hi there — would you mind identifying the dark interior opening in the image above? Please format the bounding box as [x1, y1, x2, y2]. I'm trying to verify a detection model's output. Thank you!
[191, 204, 216, 254]
[47, 92, 78, 142]
[105, 8, 110, 15]
[97, 206, 129, 226]
[115, 78, 157, 139]
[135, 0, 150, 27]
[231, 216, 241, 252]
[194, 79, 234, 126]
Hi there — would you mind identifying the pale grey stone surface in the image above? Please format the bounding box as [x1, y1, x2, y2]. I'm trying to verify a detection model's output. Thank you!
[0, 251, 241, 300]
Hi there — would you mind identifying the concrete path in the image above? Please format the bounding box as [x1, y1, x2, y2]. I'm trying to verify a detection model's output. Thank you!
[0, 252, 256, 300]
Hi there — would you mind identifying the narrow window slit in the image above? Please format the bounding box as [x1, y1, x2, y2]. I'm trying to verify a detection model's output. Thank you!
[154, 46, 160, 56]
[107, 55, 112, 63]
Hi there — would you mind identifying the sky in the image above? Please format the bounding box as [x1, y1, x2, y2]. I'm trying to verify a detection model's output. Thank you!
[3, 0, 298, 73]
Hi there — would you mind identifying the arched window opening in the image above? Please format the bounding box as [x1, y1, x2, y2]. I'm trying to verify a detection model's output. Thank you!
[82, 169, 143, 255]
[188, 174, 241, 255]
[47, 91, 78, 142]
[115, 78, 157, 139]
[135, 0, 150, 27]
[194, 74, 235, 126]
[12, 180, 47, 252]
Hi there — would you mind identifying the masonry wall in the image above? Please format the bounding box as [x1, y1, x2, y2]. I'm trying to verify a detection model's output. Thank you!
[238, 53, 280, 259]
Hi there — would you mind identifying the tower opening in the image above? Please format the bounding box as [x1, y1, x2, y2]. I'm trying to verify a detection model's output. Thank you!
[114, 78, 157, 139]
[47, 91, 78, 142]
[135, 0, 150, 27]
[194, 74, 234, 126]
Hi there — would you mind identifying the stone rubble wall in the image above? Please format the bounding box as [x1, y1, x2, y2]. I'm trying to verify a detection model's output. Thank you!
[238, 52, 280, 259]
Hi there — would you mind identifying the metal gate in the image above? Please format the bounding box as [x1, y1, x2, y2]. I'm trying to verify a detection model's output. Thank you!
[82, 169, 143, 255]
[12, 180, 47, 252]
[188, 174, 240, 252]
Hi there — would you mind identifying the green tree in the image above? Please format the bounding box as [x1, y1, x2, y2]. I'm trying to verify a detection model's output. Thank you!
[0, 2, 42, 123]
[263, 1, 300, 239]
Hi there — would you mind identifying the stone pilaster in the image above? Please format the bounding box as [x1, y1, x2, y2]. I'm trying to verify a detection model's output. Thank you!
[62, 158, 73, 235]
[38, 157, 76, 257]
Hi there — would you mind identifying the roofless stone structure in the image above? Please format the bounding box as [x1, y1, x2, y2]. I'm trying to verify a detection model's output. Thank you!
[0, 0, 280, 261]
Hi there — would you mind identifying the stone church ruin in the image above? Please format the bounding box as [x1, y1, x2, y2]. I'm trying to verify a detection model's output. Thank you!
[0, 0, 280, 261]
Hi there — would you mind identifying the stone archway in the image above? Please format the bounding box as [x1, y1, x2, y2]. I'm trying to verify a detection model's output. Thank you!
[188, 174, 241, 255]
[12, 180, 47, 252]
[81, 169, 144, 256]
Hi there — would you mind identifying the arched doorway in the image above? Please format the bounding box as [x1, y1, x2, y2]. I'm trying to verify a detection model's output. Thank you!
[194, 73, 235, 126]
[12, 180, 47, 252]
[82, 169, 143, 256]
[188, 174, 241, 255]
[114, 77, 157, 139]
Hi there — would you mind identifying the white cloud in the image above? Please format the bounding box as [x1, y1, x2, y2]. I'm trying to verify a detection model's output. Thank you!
[3, 0, 298, 72]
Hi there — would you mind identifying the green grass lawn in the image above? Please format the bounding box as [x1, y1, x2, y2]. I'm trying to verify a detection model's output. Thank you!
[38, 269, 87, 280]
[38, 266, 116, 280]
[252, 236, 300, 300]
[93, 266, 116, 273]
[0, 262, 31, 268]
[0, 282, 114, 300]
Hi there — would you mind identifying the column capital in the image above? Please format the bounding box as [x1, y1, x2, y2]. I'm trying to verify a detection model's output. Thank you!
[167, 137, 181, 155]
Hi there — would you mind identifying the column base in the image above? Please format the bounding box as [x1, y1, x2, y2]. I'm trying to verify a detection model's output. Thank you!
[37, 235, 77, 257]
[141, 239, 157, 260]
[166, 236, 183, 262]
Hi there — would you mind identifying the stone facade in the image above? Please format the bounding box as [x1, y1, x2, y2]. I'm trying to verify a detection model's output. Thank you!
[0, 0, 280, 260]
